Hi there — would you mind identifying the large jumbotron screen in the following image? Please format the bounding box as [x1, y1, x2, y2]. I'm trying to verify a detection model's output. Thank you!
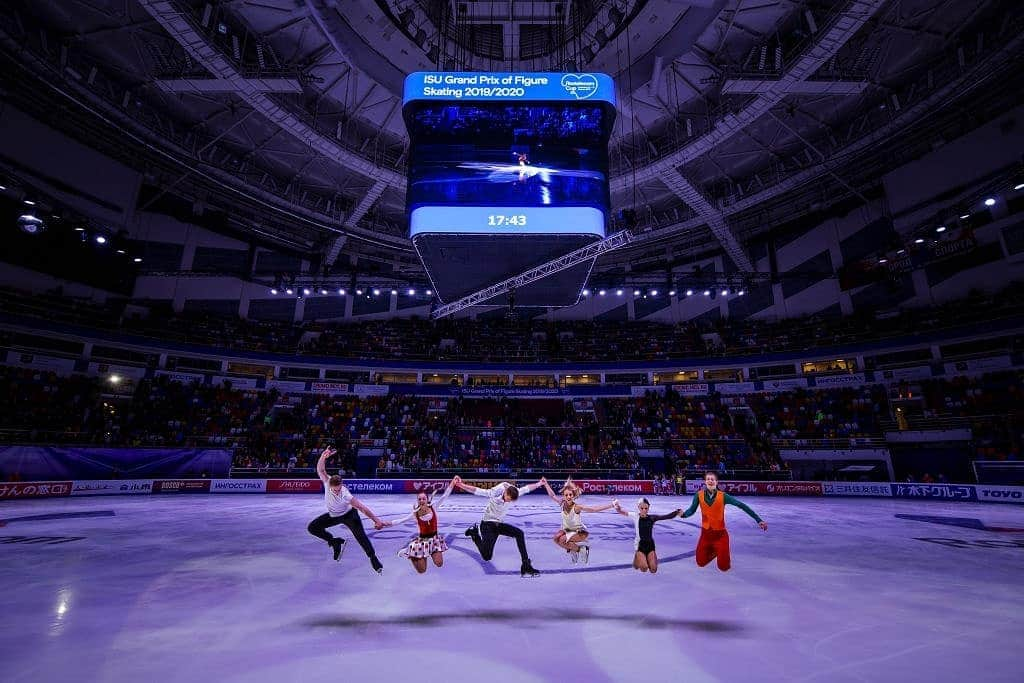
[403, 72, 615, 307]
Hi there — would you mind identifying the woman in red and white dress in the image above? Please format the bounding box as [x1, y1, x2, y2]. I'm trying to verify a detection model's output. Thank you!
[385, 478, 457, 574]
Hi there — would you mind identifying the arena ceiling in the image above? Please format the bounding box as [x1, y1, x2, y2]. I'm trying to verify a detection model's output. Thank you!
[1, 0, 1021, 285]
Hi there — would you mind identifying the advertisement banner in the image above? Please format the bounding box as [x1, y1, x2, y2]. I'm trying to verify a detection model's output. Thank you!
[155, 370, 205, 385]
[211, 376, 259, 390]
[342, 479, 405, 494]
[880, 366, 932, 381]
[685, 480, 823, 496]
[672, 383, 710, 395]
[266, 479, 323, 494]
[352, 384, 390, 397]
[265, 379, 308, 393]
[404, 72, 616, 105]
[945, 356, 1012, 376]
[152, 479, 212, 494]
[812, 373, 866, 388]
[8, 353, 76, 375]
[761, 378, 809, 392]
[974, 485, 1024, 504]
[0, 481, 73, 500]
[457, 387, 563, 398]
[891, 483, 976, 501]
[210, 479, 267, 493]
[631, 385, 665, 396]
[716, 382, 756, 395]
[310, 381, 349, 395]
[87, 363, 148, 381]
[823, 482, 893, 497]
[72, 480, 153, 496]
[574, 479, 654, 495]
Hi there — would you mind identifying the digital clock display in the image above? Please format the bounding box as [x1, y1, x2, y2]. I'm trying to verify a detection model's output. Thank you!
[488, 214, 527, 227]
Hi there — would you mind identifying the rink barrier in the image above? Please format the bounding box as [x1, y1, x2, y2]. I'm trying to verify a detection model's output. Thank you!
[0, 479, 1021, 503]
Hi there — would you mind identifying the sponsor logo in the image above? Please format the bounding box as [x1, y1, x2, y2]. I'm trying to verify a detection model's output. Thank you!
[685, 480, 822, 495]
[153, 480, 211, 493]
[976, 485, 1024, 503]
[310, 382, 349, 395]
[576, 480, 653, 494]
[119, 482, 152, 492]
[813, 373, 866, 388]
[211, 480, 265, 492]
[72, 480, 153, 496]
[0, 482, 72, 499]
[823, 482, 892, 497]
[344, 481, 399, 493]
[892, 483, 976, 501]
[561, 73, 599, 99]
[267, 479, 322, 493]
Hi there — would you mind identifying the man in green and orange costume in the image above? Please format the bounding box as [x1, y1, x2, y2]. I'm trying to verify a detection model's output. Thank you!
[679, 471, 768, 571]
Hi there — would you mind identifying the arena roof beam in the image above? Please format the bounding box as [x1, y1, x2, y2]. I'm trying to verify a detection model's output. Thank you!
[155, 77, 303, 94]
[721, 79, 869, 95]
[660, 167, 752, 271]
[430, 231, 638, 319]
[609, 0, 888, 195]
[324, 180, 387, 266]
[136, 0, 405, 190]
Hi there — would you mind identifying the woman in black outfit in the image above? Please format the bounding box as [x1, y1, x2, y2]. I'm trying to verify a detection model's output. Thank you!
[613, 498, 680, 574]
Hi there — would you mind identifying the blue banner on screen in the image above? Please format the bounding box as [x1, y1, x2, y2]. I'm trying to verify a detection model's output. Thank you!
[410, 206, 605, 237]
[404, 72, 615, 105]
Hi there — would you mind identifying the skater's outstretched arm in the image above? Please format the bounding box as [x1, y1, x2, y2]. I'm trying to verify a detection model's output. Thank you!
[350, 496, 386, 530]
[518, 479, 545, 495]
[678, 493, 701, 519]
[723, 493, 768, 530]
[541, 479, 561, 505]
[576, 501, 616, 513]
[612, 500, 635, 518]
[430, 480, 456, 508]
[315, 446, 336, 485]
[648, 510, 682, 522]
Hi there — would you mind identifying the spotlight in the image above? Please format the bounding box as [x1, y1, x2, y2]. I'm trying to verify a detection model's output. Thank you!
[116, 249, 125, 254]
[686, 289, 694, 296]
[356, 289, 363, 295]
[721, 289, 729, 296]
[897, 249, 905, 255]
[285, 288, 294, 295]
[703, 289, 711, 297]
[108, 374, 121, 385]
[616, 289, 623, 296]
[133, 257, 142, 263]
[23, 199, 35, 206]
[17, 214, 45, 234]
[633, 289, 641, 296]
[425, 290, 432, 296]
[390, 289, 398, 295]
[879, 258, 887, 264]
[984, 197, 996, 206]
[1015, 183, 1024, 191]
[74, 226, 85, 232]
[338, 288, 346, 295]
[936, 226, 946, 233]
[0, 184, 6, 190]
[270, 288, 278, 295]
[598, 289, 606, 296]
[959, 214, 970, 219]
[668, 290, 676, 297]
[914, 238, 924, 244]
[302, 288, 311, 296]
[738, 290, 746, 296]
[373, 289, 381, 296]
[95, 235, 107, 244]
[320, 288, 328, 296]
[582, 289, 590, 296]
[650, 289, 658, 296]
[408, 289, 416, 295]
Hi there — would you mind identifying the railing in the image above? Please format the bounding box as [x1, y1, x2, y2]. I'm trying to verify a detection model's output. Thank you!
[881, 415, 988, 432]
[771, 437, 887, 450]
[0, 428, 242, 447]
[972, 460, 1024, 485]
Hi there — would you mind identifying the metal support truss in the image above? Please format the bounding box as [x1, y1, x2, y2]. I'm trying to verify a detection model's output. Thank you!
[155, 77, 302, 93]
[661, 167, 752, 271]
[324, 180, 388, 266]
[430, 231, 638, 319]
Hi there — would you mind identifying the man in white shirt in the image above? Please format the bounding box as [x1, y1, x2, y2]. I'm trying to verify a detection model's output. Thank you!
[306, 446, 387, 573]
[454, 476, 545, 577]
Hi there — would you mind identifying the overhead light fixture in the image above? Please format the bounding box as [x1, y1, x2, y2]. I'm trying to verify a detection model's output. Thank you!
[650, 289, 658, 296]
[285, 288, 294, 295]
[408, 288, 416, 295]
[23, 199, 35, 206]
[133, 257, 142, 263]
[0, 184, 6, 190]
[373, 289, 381, 296]
[74, 226, 85, 232]
[1014, 183, 1024, 190]
[270, 288, 278, 295]
[738, 290, 746, 296]
[116, 249, 126, 254]
[616, 289, 623, 296]
[721, 289, 729, 296]
[984, 197, 996, 206]
[633, 289, 641, 296]
[95, 235, 107, 244]
[17, 214, 45, 234]
[425, 290, 432, 296]
[356, 289, 363, 295]
[959, 214, 970, 219]
[302, 288, 311, 296]
[598, 289, 606, 296]
[582, 289, 590, 296]
[935, 226, 946, 233]
[703, 289, 711, 297]
[338, 288, 346, 295]
[668, 290, 676, 296]
[897, 249, 905, 255]
[390, 289, 398, 295]
[914, 238, 924, 244]
[686, 289, 694, 296]
[879, 258, 888, 264]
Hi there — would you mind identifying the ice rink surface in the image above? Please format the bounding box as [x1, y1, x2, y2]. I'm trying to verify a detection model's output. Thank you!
[1, 493, 1022, 683]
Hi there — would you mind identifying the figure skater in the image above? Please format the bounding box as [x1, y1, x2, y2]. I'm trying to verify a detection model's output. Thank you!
[613, 497, 680, 574]
[678, 471, 767, 571]
[455, 476, 545, 577]
[542, 477, 615, 564]
[385, 478, 456, 574]
[306, 446, 387, 573]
